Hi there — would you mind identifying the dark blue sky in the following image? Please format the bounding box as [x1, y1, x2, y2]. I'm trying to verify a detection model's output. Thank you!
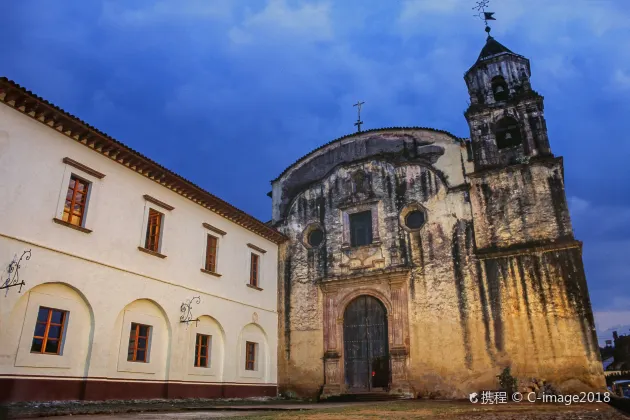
[3, 0, 629, 341]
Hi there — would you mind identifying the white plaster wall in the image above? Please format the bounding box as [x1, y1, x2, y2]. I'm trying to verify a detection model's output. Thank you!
[0, 104, 278, 385]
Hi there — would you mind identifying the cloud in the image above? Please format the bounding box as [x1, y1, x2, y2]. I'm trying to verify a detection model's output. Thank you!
[100, 0, 234, 26]
[2, 0, 629, 320]
[593, 292, 630, 345]
[613, 69, 630, 90]
[228, 0, 333, 45]
[568, 196, 590, 215]
[569, 197, 630, 239]
[399, 0, 460, 17]
[594, 311, 630, 345]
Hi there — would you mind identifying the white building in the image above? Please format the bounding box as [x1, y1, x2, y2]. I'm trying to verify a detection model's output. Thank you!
[0, 77, 286, 402]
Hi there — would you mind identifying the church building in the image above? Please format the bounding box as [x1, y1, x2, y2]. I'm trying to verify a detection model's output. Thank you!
[0, 19, 606, 404]
[272, 33, 605, 398]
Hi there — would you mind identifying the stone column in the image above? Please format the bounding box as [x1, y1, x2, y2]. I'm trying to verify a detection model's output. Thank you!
[323, 294, 338, 352]
[323, 351, 342, 396]
[322, 292, 342, 396]
[389, 280, 412, 396]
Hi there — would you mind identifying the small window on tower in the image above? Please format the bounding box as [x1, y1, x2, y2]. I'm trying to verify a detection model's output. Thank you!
[495, 117, 523, 149]
[349, 210, 373, 247]
[308, 228, 324, 247]
[491, 76, 509, 102]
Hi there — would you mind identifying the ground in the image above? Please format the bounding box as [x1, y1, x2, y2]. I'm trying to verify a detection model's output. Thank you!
[7, 400, 629, 420]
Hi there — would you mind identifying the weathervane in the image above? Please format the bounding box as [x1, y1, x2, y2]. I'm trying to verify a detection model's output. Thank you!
[473, 0, 496, 37]
[353, 101, 365, 133]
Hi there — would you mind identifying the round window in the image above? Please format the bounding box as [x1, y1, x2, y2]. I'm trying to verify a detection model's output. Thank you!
[308, 228, 324, 247]
[405, 210, 425, 229]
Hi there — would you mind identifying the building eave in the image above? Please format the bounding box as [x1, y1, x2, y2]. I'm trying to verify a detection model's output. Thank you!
[0, 77, 287, 245]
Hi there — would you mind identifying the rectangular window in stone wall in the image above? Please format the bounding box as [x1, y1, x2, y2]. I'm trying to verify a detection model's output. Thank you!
[350, 210, 373, 247]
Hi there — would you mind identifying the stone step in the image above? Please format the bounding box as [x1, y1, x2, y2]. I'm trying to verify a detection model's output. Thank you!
[322, 392, 410, 402]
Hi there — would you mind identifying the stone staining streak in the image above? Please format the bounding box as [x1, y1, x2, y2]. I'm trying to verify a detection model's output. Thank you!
[483, 259, 505, 353]
[475, 260, 497, 364]
[452, 221, 472, 369]
[283, 253, 292, 360]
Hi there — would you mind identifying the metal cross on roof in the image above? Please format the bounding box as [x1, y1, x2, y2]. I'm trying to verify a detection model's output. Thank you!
[473, 0, 496, 36]
[353, 100, 365, 133]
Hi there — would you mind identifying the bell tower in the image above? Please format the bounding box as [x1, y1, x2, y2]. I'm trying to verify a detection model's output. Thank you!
[460, 9, 602, 388]
[464, 33, 552, 169]
[464, 23, 574, 251]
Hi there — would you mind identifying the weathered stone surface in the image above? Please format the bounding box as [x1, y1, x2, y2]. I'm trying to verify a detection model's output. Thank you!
[273, 36, 604, 400]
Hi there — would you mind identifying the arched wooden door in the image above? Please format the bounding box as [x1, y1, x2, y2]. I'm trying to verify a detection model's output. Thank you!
[343, 295, 389, 391]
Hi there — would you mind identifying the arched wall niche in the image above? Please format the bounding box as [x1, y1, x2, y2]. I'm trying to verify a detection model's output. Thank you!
[110, 298, 171, 379]
[185, 315, 225, 380]
[237, 323, 269, 383]
[8, 282, 94, 375]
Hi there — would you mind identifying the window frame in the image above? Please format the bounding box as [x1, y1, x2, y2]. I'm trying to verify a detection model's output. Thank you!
[194, 333, 211, 368]
[341, 202, 380, 248]
[127, 322, 151, 363]
[55, 162, 102, 233]
[62, 175, 90, 228]
[31, 307, 67, 355]
[349, 210, 373, 247]
[249, 253, 260, 287]
[144, 208, 164, 253]
[399, 203, 428, 233]
[204, 234, 219, 273]
[245, 341, 257, 371]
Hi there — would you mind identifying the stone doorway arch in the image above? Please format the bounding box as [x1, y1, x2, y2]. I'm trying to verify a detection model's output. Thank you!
[320, 269, 412, 397]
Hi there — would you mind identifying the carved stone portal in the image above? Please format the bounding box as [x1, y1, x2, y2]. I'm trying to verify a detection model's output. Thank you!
[320, 268, 412, 397]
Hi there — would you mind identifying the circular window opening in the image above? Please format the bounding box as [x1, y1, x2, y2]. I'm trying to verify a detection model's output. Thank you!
[308, 229, 324, 247]
[405, 211, 425, 229]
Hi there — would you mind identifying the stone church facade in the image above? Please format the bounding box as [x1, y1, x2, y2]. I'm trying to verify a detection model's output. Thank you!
[272, 36, 605, 398]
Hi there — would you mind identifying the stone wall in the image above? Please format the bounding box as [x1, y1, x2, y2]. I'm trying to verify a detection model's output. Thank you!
[274, 129, 604, 399]
[469, 157, 573, 251]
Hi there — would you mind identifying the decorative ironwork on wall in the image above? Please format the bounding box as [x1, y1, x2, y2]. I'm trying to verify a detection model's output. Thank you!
[180, 296, 201, 326]
[1, 249, 32, 294]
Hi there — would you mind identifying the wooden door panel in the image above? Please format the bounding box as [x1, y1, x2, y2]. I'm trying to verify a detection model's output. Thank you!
[343, 296, 389, 390]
